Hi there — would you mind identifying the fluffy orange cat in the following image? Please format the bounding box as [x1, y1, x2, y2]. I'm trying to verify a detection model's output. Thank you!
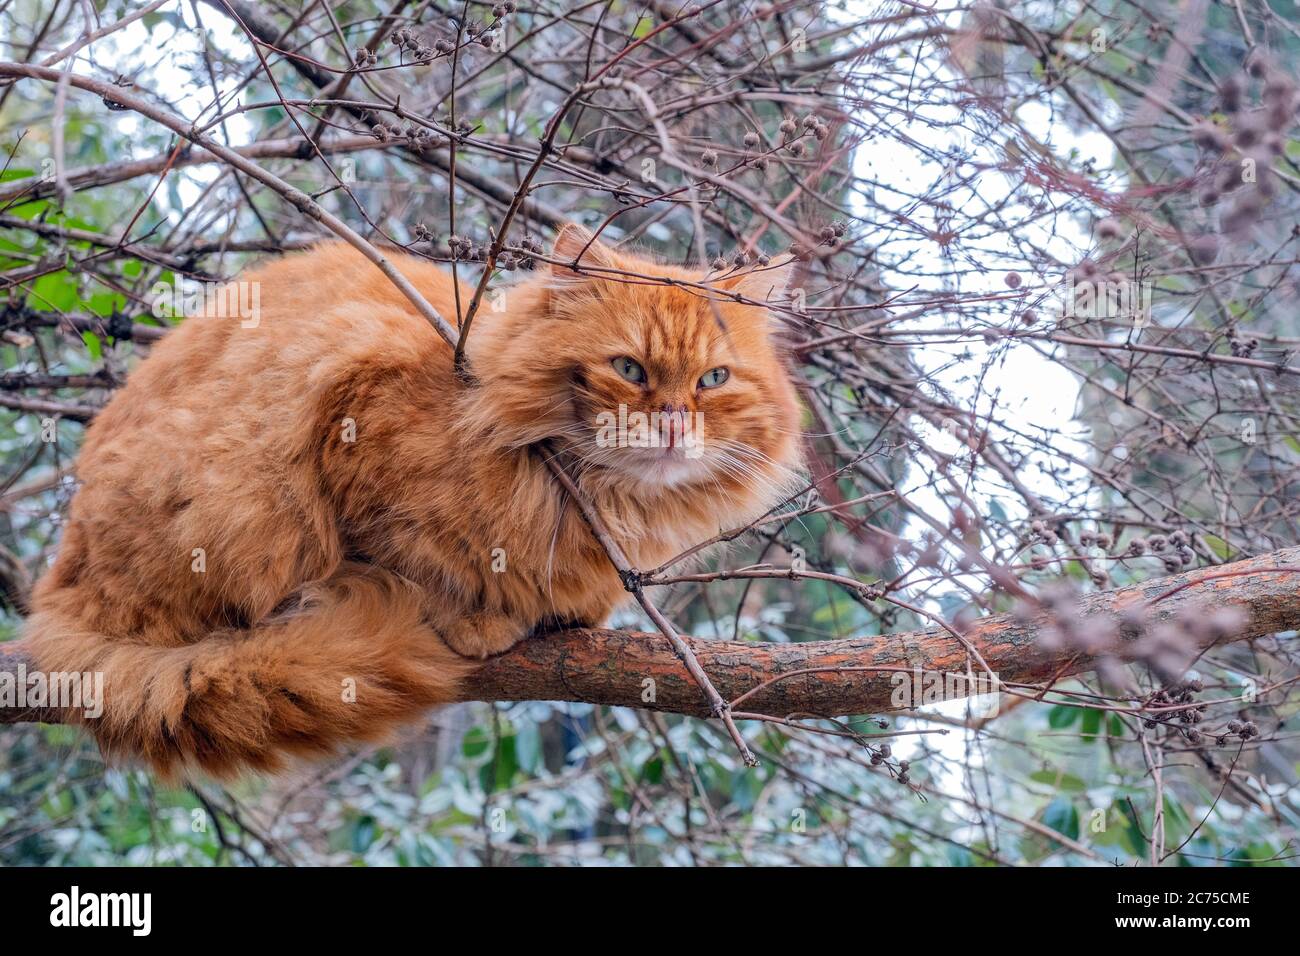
[24, 225, 803, 777]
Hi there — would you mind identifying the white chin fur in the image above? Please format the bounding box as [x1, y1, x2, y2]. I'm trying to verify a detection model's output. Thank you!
[607, 449, 711, 489]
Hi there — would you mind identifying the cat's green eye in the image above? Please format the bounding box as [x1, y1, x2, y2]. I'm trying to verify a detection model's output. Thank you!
[698, 367, 730, 389]
[612, 357, 647, 384]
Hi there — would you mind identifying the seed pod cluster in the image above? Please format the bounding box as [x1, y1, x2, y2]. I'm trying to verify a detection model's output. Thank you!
[1197, 58, 1298, 237]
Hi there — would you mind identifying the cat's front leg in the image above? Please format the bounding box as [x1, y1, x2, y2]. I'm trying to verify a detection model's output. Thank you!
[439, 609, 531, 660]
[529, 613, 603, 636]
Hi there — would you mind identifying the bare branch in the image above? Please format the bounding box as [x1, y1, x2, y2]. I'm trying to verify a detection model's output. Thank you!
[5, 547, 1296, 727]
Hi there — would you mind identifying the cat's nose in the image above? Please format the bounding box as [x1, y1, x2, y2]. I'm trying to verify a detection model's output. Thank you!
[659, 403, 689, 448]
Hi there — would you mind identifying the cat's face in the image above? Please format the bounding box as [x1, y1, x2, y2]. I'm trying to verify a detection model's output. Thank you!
[560, 276, 798, 492]
[473, 226, 803, 500]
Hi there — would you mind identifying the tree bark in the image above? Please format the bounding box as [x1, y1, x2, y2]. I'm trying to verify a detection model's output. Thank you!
[3, 547, 1297, 726]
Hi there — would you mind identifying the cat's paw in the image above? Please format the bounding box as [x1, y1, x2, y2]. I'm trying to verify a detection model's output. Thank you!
[440, 611, 529, 660]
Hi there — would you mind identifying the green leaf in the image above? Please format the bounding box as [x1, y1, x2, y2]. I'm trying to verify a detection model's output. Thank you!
[87, 291, 125, 318]
[1029, 768, 1087, 791]
[1042, 797, 1080, 842]
[29, 271, 78, 311]
[1047, 704, 1079, 728]
[5, 200, 50, 220]
[1162, 795, 1191, 843]
[350, 815, 376, 853]
[1202, 534, 1232, 560]
[514, 722, 541, 774]
[1092, 804, 1143, 856]
[461, 725, 490, 759]
[479, 732, 518, 790]
[640, 754, 665, 785]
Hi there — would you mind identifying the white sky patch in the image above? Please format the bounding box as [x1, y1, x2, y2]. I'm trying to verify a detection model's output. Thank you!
[66, 4, 255, 219]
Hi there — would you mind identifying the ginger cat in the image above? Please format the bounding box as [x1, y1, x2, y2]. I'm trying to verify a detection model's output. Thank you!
[24, 225, 803, 777]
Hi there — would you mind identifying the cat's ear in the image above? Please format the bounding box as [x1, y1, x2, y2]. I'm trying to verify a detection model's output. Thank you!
[549, 224, 618, 282]
[715, 254, 799, 306]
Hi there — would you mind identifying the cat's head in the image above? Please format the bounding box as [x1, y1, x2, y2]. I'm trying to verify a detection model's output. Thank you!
[467, 224, 804, 503]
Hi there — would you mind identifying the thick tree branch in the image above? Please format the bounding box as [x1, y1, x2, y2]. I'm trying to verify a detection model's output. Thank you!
[3, 547, 1297, 727]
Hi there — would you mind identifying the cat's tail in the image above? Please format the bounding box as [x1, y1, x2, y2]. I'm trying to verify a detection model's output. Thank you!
[24, 563, 474, 779]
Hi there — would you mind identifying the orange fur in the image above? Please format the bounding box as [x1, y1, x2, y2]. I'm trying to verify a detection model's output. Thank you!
[25, 226, 804, 777]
